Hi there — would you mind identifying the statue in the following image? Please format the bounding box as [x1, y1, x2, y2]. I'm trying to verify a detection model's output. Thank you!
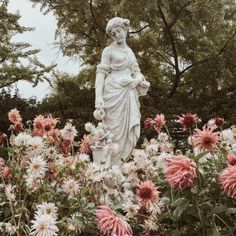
[94, 17, 150, 166]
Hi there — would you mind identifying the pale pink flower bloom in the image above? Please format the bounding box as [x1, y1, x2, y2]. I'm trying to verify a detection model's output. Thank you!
[1, 166, 13, 179]
[48, 129, 60, 144]
[79, 135, 91, 154]
[144, 118, 154, 129]
[219, 166, 236, 199]
[33, 115, 45, 136]
[60, 139, 73, 154]
[44, 115, 58, 132]
[227, 153, 236, 166]
[164, 155, 197, 189]
[64, 156, 75, 164]
[160, 143, 173, 153]
[96, 205, 132, 236]
[14, 122, 23, 133]
[60, 123, 78, 141]
[178, 113, 198, 130]
[8, 108, 22, 124]
[193, 126, 220, 151]
[154, 114, 165, 133]
[136, 181, 160, 208]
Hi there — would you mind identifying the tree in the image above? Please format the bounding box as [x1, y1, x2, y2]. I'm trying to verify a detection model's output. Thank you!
[29, 0, 236, 138]
[0, 0, 55, 89]
[0, 88, 39, 133]
[30, 0, 236, 97]
[38, 71, 95, 138]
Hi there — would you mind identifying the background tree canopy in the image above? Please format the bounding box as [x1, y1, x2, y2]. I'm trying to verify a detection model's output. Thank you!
[0, 0, 55, 89]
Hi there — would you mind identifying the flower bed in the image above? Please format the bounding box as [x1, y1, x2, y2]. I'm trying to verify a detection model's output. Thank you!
[0, 110, 236, 235]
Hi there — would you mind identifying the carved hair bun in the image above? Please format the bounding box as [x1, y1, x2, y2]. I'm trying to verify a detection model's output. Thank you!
[123, 19, 130, 28]
[106, 17, 130, 35]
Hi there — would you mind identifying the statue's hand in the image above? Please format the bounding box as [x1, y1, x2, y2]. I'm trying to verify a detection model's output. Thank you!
[139, 80, 150, 88]
[95, 97, 104, 109]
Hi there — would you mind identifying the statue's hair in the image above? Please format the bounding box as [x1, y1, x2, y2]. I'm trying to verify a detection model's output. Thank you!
[106, 17, 130, 36]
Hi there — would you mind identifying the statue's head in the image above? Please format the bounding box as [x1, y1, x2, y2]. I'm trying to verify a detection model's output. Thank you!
[106, 17, 130, 43]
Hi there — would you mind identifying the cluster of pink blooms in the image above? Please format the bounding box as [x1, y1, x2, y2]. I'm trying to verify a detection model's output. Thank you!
[8, 109, 78, 155]
[145, 113, 223, 152]
[33, 114, 59, 138]
[8, 108, 23, 133]
[96, 205, 132, 236]
[164, 155, 197, 190]
[144, 114, 166, 133]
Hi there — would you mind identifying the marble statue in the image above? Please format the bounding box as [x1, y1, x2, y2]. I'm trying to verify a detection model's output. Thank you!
[94, 17, 150, 166]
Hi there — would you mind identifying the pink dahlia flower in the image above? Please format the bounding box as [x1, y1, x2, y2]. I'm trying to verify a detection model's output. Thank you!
[178, 113, 198, 130]
[44, 115, 58, 132]
[33, 115, 45, 136]
[8, 108, 22, 124]
[136, 180, 160, 208]
[144, 118, 154, 129]
[193, 126, 220, 151]
[14, 122, 23, 133]
[219, 166, 236, 199]
[227, 153, 236, 166]
[164, 155, 197, 189]
[154, 114, 165, 133]
[79, 135, 91, 154]
[96, 205, 132, 236]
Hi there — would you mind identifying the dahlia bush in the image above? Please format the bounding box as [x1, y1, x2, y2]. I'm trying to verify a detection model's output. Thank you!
[0, 109, 236, 235]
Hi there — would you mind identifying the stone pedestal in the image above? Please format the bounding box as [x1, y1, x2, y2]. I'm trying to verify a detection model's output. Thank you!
[91, 145, 111, 167]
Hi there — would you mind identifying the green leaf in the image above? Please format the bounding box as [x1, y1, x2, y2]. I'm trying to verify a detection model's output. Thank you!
[226, 208, 236, 215]
[172, 197, 186, 207]
[210, 204, 227, 214]
[161, 196, 170, 205]
[195, 151, 209, 160]
[172, 200, 189, 221]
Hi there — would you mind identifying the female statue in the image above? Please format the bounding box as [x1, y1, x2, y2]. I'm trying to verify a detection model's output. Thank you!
[94, 17, 150, 166]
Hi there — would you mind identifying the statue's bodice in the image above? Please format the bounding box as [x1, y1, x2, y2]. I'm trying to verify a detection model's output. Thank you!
[96, 43, 140, 78]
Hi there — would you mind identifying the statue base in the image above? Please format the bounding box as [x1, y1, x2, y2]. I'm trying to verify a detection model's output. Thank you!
[91, 145, 111, 167]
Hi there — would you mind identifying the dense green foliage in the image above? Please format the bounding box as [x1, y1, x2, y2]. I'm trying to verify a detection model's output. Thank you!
[0, 89, 38, 134]
[39, 72, 95, 139]
[0, 0, 54, 89]
[29, 0, 236, 126]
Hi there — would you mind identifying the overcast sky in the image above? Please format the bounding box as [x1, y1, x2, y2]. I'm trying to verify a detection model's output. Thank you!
[8, 0, 81, 100]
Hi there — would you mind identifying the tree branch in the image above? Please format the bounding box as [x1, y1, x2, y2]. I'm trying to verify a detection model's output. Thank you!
[88, 0, 106, 33]
[169, 1, 192, 29]
[180, 29, 236, 75]
[155, 50, 175, 68]
[129, 24, 150, 34]
[158, 5, 180, 98]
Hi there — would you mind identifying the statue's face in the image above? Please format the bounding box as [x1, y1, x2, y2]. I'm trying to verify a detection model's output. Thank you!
[110, 26, 126, 44]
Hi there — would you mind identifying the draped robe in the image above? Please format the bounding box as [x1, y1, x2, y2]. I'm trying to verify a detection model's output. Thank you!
[96, 44, 144, 165]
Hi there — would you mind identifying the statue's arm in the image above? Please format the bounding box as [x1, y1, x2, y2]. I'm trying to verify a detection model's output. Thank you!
[95, 47, 110, 108]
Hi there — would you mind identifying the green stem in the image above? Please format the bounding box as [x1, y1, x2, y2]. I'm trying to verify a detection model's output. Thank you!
[0, 174, 20, 236]
[214, 214, 234, 236]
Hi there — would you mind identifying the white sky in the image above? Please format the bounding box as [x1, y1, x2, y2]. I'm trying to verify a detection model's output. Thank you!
[8, 0, 81, 101]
